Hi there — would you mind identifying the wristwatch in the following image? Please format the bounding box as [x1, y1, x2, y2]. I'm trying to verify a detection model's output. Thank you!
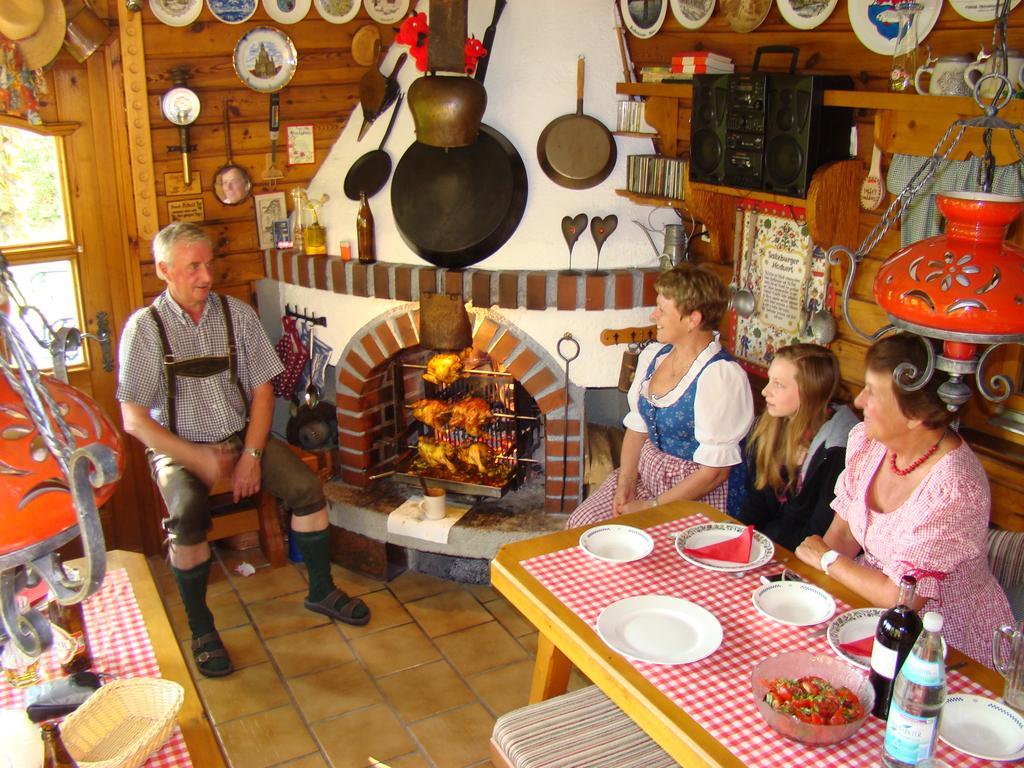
[820, 550, 840, 574]
[244, 447, 263, 460]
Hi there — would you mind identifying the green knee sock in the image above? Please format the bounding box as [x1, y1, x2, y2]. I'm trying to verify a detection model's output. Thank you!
[293, 529, 369, 621]
[293, 528, 335, 603]
[171, 559, 230, 673]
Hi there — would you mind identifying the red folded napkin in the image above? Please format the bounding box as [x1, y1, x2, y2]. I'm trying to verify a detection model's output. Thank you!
[684, 525, 754, 563]
[839, 635, 875, 658]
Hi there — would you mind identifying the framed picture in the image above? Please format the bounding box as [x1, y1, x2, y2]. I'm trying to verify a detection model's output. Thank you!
[272, 219, 292, 248]
[620, 0, 668, 38]
[287, 124, 315, 165]
[254, 192, 287, 250]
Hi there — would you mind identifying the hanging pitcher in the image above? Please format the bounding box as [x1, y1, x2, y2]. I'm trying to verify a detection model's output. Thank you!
[993, 619, 1024, 713]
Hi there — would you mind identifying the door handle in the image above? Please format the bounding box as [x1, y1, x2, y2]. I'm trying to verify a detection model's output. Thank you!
[49, 312, 114, 382]
[83, 311, 114, 373]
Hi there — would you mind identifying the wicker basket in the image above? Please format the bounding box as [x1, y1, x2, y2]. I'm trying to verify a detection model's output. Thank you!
[61, 678, 184, 768]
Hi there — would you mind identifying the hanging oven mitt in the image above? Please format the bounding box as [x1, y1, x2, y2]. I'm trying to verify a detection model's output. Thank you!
[683, 525, 754, 563]
[273, 316, 307, 399]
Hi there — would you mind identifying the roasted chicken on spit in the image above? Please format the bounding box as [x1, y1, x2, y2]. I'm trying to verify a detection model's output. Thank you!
[457, 441, 492, 474]
[447, 396, 493, 436]
[416, 437, 457, 472]
[409, 398, 449, 430]
[422, 353, 464, 386]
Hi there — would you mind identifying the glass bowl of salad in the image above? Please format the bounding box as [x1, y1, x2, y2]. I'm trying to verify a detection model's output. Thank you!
[750, 650, 874, 745]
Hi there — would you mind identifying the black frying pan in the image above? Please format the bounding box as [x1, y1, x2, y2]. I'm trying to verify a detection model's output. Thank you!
[344, 93, 403, 201]
[391, 0, 525, 269]
[537, 56, 617, 190]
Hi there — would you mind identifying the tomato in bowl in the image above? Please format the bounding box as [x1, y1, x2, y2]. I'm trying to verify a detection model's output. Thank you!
[750, 651, 874, 745]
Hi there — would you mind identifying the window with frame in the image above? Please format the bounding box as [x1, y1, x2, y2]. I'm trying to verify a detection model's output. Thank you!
[0, 123, 85, 370]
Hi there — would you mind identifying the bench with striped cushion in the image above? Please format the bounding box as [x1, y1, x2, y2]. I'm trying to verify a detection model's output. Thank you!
[490, 685, 677, 768]
[989, 528, 1024, 622]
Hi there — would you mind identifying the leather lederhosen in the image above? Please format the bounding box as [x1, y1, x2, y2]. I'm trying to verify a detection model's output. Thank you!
[148, 294, 248, 437]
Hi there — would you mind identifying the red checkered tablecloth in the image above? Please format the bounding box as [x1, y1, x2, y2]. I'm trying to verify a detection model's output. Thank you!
[523, 516, 999, 767]
[1, 569, 193, 768]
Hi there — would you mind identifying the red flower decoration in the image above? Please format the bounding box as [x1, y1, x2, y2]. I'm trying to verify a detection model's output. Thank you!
[395, 11, 489, 75]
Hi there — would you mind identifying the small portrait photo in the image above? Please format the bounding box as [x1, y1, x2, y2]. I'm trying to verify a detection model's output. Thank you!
[254, 192, 287, 250]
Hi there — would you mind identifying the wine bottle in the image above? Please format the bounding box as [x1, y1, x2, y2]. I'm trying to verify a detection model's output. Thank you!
[41, 722, 79, 767]
[356, 192, 376, 264]
[869, 574, 923, 720]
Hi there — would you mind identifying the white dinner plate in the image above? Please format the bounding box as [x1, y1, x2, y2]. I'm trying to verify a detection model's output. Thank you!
[847, 0, 944, 56]
[149, 0, 202, 27]
[674, 522, 774, 572]
[579, 525, 654, 564]
[596, 595, 723, 664]
[939, 694, 1024, 761]
[827, 607, 883, 670]
[752, 581, 836, 626]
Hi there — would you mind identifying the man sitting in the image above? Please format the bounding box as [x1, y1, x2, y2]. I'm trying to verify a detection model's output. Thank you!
[117, 222, 369, 677]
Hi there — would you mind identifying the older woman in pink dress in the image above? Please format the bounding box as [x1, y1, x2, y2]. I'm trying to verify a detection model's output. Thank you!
[796, 334, 1012, 666]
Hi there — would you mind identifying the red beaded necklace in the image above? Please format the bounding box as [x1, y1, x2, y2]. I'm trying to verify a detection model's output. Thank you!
[889, 432, 945, 477]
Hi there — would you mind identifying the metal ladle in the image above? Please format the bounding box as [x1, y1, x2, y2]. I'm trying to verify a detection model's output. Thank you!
[731, 209, 757, 318]
[303, 324, 319, 409]
[805, 297, 838, 344]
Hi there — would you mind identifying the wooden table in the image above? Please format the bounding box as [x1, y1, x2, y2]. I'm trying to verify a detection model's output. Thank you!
[72, 550, 227, 768]
[491, 501, 1002, 767]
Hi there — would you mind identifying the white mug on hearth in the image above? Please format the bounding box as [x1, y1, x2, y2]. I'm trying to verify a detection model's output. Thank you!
[418, 487, 447, 520]
[964, 49, 1024, 100]
[915, 54, 972, 96]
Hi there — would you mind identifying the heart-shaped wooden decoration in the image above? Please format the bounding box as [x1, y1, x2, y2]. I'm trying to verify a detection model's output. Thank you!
[590, 214, 618, 271]
[561, 213, 588, 271]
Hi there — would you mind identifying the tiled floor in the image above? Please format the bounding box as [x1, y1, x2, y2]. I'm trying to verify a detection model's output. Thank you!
[148, 546, 586, 768]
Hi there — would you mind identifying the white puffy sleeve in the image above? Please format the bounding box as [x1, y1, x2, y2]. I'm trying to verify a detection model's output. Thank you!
[692, 359, 754, 467]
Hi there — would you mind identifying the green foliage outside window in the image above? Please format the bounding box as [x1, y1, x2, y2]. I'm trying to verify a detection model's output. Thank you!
[0, 126, 69, 248]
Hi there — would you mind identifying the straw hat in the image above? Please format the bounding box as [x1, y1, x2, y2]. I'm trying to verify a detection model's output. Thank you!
[15, 0, 66, 70]
[0, 0, 45, 42]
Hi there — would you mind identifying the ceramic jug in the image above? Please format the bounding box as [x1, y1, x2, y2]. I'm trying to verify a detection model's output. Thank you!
[965, 49, 1024, 99]
[993, 619, 1024, 713]
[915, 54, 972, 96]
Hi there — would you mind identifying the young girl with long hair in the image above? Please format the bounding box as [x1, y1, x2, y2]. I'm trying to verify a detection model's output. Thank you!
[737, 343, 859, 550]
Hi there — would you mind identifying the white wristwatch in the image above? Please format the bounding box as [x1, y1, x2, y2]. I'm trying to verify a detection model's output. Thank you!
[820, 550, 840, 574]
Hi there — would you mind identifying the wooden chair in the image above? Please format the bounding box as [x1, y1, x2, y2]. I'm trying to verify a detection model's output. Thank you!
[206, 479, 286, 567]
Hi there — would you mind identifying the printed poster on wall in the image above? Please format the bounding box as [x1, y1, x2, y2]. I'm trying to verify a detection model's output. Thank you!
[729, 200, 831, 373]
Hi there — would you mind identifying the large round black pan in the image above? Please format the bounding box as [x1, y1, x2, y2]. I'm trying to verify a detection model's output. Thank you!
[537, 56, 616, 190]
[390, 0, 524, 269]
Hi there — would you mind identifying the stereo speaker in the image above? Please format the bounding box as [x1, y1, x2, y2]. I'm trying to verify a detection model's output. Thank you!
[688, 74, 731, 185]
[762, 75, 854, 198]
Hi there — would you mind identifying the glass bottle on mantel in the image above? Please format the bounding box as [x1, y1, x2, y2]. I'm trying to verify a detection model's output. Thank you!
[41, 722, 79, 767]
[356, 192, 376, 264]
[49, 599, 92, 675]
[870, 575, 924, 719]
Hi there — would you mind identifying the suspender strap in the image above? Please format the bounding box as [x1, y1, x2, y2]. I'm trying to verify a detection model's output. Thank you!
[148, 305, 179, 435]
[219, 294, 249, 420]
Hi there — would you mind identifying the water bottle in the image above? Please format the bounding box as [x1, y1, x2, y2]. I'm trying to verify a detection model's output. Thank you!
[870, 574, 923, 719]
[881, 611, 947, 768]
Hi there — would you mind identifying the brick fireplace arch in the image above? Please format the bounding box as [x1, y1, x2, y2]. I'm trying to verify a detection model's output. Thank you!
[334, 305, 584, 514]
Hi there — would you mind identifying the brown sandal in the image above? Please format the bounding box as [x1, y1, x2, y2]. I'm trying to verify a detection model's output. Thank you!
[191, 631, 234, 678]
[304, 589, 371, 626]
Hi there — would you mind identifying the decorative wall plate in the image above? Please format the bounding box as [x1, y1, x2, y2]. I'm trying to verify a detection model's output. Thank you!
[149, 0, 202, 27]
[365, 0, 410, 25]
[207, 0, 257, 24]
[620, 0, 668, 38]
[950, 0, 1022, 20]
[312, 0, 359, 23]
[262, 0, 312, 24]
[848, 0, 944, 56]
[233, 27, 297, 93]
[776, 0, 839, 29]
[720, 0, 772, 32]
[670, 0, 716, 29]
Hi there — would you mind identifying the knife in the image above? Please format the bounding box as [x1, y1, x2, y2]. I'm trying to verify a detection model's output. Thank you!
[358, 53, 408, 141]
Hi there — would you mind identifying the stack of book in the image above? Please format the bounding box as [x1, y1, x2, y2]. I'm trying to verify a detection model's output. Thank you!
[626, 155, 686, 201]
[670, 51, 734, 77]
[639, 66, 674, 83]
[616, 100, 647, 132]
